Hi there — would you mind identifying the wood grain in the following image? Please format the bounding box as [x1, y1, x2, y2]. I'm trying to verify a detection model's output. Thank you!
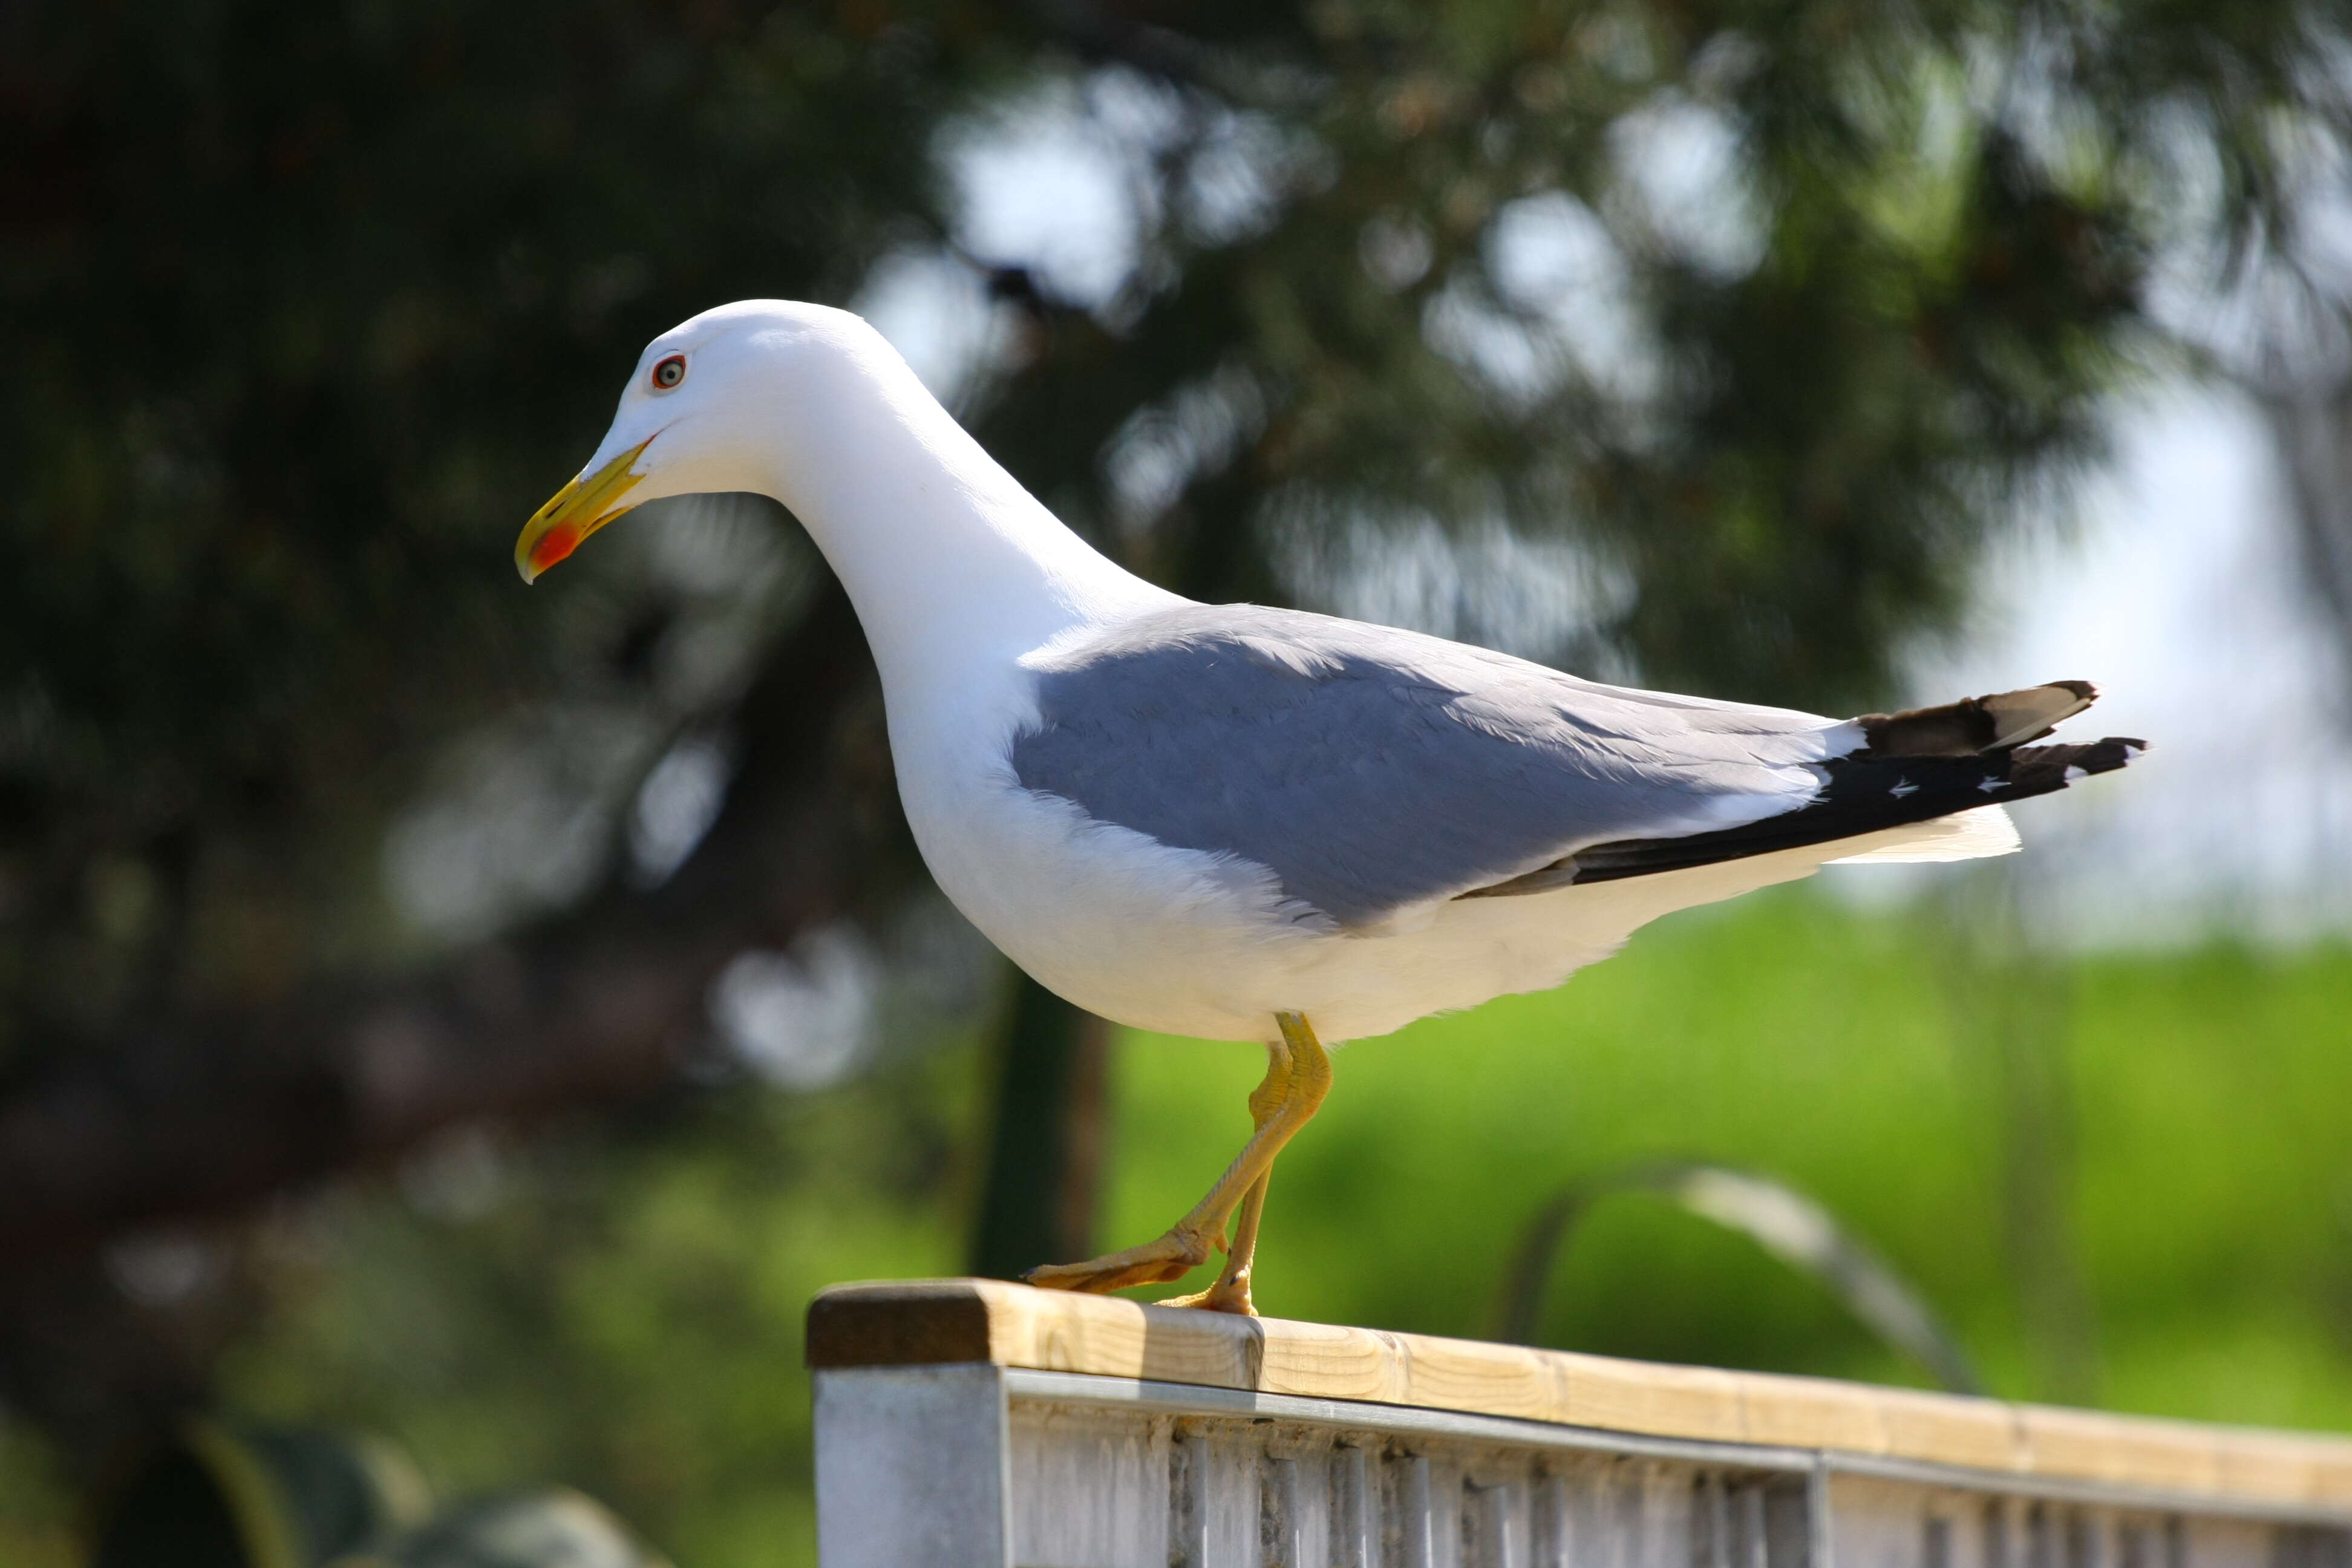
[807, 1278, 2352, 1510]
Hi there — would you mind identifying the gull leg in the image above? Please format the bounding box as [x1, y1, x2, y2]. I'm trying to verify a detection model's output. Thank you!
[1157, 1046, 1289, 1315]
[1024, 1011, 1331, 1305]
[1156, 1172, 1269, 1315]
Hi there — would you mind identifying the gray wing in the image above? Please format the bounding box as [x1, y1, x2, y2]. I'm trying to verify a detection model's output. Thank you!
[1011, 604, 1855, 928]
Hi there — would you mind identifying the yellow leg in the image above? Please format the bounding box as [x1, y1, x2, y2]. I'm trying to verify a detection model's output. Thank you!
[1024, 1011, 1331, 1312]
[1158, 1037, 1291, 1315]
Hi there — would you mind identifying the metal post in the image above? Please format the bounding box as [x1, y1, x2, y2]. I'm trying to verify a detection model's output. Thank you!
[814, 1364, 1011, 1568]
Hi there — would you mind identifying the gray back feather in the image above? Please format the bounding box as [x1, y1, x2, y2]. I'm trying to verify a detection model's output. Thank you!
[1011, 604, 1851, 927]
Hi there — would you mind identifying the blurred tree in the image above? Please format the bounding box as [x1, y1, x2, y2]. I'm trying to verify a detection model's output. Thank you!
[0, 0, 1002, 1464]
[970, 972, 1109, 1278]
[1, 0, 2347, 1508]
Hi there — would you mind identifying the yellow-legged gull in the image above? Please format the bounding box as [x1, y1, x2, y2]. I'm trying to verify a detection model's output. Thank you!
[515, 301, 2143, 1316]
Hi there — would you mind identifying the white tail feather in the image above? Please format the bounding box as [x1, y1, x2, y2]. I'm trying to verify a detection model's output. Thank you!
[1823, 804, 2021, 865]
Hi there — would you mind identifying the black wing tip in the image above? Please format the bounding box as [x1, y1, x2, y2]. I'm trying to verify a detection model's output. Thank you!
[2066, 734, 2148, 763]
[2014, 736, 2147, 784]
[1555, 731, 2148, 889]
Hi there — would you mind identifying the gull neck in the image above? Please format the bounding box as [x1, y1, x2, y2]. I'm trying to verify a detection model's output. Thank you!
[752, 332, 1181, 699]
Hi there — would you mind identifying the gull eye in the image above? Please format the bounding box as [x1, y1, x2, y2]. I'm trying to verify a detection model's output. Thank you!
[650, 354, 687, 391]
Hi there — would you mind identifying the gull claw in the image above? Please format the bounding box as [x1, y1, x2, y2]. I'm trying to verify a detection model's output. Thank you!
[1022, 1226, 1215, 1295]
[1157, 1278, 1258, 1316]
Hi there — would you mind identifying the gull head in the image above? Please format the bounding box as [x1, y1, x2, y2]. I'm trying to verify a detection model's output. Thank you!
[514, 299, 875, 583]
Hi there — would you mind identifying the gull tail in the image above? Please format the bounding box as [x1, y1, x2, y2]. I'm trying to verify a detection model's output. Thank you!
[1567, 682, 2145, 886]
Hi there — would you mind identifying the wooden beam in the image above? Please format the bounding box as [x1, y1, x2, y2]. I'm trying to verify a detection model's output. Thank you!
[807, 1278, 2352, 1512]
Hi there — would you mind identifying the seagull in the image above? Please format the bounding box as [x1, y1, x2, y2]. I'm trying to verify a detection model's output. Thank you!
[515, 301, 2144, 1316]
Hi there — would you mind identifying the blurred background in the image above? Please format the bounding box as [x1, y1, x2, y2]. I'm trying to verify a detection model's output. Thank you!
[5, 0, 2352, 1561]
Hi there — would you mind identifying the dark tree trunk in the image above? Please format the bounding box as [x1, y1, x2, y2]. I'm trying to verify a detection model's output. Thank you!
[968, 972, 1111, 1279]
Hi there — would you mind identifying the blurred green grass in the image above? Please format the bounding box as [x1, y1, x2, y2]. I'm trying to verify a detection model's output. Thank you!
[1109, 888, 2352, 1427]
[6, 884, 2348, 1566]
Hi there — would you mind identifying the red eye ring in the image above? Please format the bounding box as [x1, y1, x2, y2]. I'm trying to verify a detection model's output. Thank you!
[650, 354, 687, 390]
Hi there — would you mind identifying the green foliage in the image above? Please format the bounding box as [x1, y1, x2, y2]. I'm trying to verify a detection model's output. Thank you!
[1, 0, 990, 1065]
[1107, 889, 2352, 1427]
[972, 0, 2345, 701]
[7, 0, 2342, 1079]
[0, 1418, 76, 1568]
[0, 891, 2335, 1563]
[213, 1049, 983, 1567]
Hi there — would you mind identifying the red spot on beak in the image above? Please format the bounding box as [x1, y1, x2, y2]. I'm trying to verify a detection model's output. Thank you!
[530, 521, 583, 576]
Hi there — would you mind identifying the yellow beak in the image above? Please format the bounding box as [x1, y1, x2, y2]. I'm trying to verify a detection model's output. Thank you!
[514, 439, 653, 583]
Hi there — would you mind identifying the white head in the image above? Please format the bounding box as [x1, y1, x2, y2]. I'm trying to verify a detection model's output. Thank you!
[514, 299, 907, 582]
[515, 298, 1172, 679]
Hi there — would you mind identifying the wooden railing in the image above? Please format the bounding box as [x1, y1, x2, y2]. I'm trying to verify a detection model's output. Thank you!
[806, 1279, 2352, 1567]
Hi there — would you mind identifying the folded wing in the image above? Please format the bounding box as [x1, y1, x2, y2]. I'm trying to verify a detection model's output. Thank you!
[1013, 606, 1806, 926]
[1013, 604, 2140, 928]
